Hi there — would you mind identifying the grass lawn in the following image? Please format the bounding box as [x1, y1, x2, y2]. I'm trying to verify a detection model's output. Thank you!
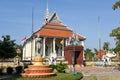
[3, 73, 83, 80]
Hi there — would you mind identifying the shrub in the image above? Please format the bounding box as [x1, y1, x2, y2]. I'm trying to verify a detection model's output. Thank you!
[15, 66, 23, 74]
[7, 67, 13, 74]
[49, 64, 56, 70]
[56, 62, 68, 73]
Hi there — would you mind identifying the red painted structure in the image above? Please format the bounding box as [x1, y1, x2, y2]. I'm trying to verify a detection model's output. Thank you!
[64, 45, 83, 65]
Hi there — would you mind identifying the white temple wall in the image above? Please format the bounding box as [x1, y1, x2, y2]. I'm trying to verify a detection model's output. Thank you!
[23, 41, 32, 60]
[32, 39, 36, 59]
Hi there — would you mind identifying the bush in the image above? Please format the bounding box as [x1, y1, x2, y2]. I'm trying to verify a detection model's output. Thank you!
[15, 66, 23, 74]
[7, 67, 13, 74]
[56, 62, 68, 73]
[49, 64, 56, 70]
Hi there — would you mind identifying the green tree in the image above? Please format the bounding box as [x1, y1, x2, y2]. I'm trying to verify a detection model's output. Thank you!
[112, 1, 120, 60]
[93, 48, 98, 55]
[93, 48, 98, 60]
[84, 48, 94, 60]
[112, 0, 120, 10]
[110, 27, 120, 45]
[0, 35, 17, 59]
[110, 27, 120, 60]
[103, 42, 110, 51]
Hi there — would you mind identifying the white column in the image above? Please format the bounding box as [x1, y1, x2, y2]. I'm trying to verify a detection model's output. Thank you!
[81, 41, 84, 47]
[23, 45, 26, 60]
[53, 38, 56, 54]
[31, 39, 33, 61]
[65, 39, 67, 46]
[35, 38, 38, 56]
[33, 39, 36, 58]
[62, 45, 64, 57]
[43, 37, 46, 57]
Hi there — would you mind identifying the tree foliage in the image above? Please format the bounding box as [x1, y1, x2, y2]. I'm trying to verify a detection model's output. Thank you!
[110, 27, 120, 60]
[112, 0, 120, 10]
[112, 1, 120, 60]
[93, 48, 98, 55]
[103, 42, 110, 51]
[0, 35, 17, 59]
[110, 27, 120, 45]
[84, 48, 94, 60]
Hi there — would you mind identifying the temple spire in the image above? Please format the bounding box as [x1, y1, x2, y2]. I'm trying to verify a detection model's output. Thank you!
[44, 1, 50, 24]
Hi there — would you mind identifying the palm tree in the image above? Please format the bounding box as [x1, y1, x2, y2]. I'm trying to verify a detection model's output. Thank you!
[93, 48, 98, 60]
[103, 42, 110, 52]
[84, 48, 94, 61]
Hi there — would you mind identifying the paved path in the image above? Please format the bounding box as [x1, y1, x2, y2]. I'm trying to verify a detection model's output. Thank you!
[73, 65, 120, 80]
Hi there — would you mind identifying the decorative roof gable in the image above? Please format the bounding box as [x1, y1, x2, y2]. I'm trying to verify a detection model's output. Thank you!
[48, 12, 61, 23]
[33, 6, 86, 40]
[43, 5, 61, 25]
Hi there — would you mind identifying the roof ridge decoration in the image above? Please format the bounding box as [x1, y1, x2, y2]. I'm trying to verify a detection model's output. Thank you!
[44, 2, 50, 24]
[48, 12, 61, 23]
[43, 4, 61, 25]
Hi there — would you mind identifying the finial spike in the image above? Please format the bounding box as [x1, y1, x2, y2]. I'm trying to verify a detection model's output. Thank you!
[45, 0, 49, 22]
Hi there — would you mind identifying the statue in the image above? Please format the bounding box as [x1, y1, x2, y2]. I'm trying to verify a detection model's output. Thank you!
[49, 53, 57, 65]
[102, 51, 116, 65]
[36, 38, 42, 57]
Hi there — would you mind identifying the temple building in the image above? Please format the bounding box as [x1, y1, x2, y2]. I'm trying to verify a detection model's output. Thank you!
[22, 6, 86, 64]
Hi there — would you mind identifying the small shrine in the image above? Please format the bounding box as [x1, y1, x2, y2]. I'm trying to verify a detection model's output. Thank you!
[22, 57, 56, 78]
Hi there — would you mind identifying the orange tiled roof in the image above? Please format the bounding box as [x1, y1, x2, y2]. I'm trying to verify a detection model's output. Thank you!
[97, 50, 105, 59]
[33, 22, 85, 39]
[43, 25, 70, 31]
[47, 22, 65, 26]
[36, 29, 72, 38]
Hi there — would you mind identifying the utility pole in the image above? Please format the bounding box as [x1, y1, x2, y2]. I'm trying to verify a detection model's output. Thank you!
[98, 16, 102, 60]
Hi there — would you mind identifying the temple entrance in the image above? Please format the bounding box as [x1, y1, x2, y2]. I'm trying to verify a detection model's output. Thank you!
[74, 51, 80, 64]
[64, 45, 83, 65]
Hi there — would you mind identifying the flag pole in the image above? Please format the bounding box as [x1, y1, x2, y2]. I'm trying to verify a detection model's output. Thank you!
[32, 7, 34, 34]
[31, 7, 34, 63]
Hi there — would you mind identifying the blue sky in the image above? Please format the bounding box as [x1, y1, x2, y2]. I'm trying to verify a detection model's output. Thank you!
[0, 0, 120, 50]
